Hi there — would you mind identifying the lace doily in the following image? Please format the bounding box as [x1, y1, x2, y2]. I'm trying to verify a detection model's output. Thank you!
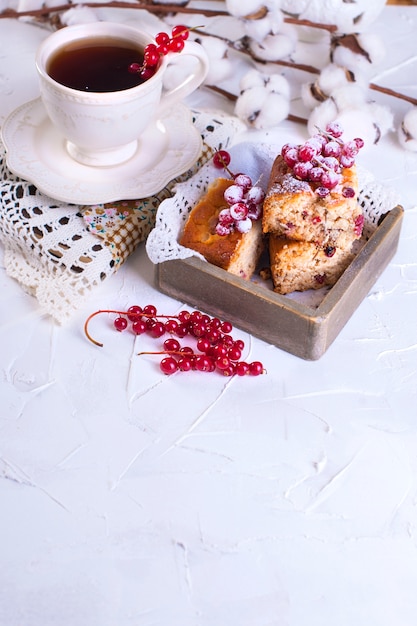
[0, 108, 245, 323]
[146, 142, 401, 267]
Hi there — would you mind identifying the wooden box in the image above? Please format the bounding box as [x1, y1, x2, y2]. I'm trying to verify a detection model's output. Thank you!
[155, 206, 404, 360]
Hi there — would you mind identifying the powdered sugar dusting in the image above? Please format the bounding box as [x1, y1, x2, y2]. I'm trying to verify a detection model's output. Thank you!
[269, 173, 313, 196]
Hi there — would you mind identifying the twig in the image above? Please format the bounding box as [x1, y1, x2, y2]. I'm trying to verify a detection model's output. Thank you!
[196, 29, 417, 108]
[369, 82, 417, 107]
[0, 1, 229, 19]
[283, 16, 337, 34]
[205, 84, 308, 126]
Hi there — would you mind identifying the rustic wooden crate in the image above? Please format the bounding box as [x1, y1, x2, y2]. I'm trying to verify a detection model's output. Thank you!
[155, 206, 404, 360]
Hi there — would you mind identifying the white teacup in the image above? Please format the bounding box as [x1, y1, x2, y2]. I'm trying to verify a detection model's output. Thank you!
[35, 22, 209, 167]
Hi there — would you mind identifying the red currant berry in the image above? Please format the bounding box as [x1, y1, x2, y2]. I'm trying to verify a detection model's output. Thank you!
[140, 67, 157, 81]
[205, 328, 221, 345]
[171, 25, 189, 40]
[114, 316, 128, 332]
[156, 43, 170, 57]
[178, 356, 193, 372]
[215, 356, 231, 371]
[197, 338, 211, 353]
[164, 338, 181, 352]
[155, 31, 170, 45]
[221, 334, 234, 347]
[221, 363, 236, 377]
[175, 323, 189, 338]
[144, 49, 160, 67]
[128, 62, 142, 74]
[178, 310, 191, 323]
[233, 339, 245, 351]
[168, 38, 185, 53]
[143, 304, 157, 317]
[160, 356, 178, 375]
[132, 319, 147, 335]
[228, 346, 242, 362]
[180, 346, 194, 355]
[191, 320, 208, 337]
[145, 318, 155, 331]
[249, 361, 264, 376]
[149, 321, 165, 338]
[220, 320, 233, 334]
[127, 305, 143, 321]
[195, 355, 214, 372]
[235, 361, 250, 376]
[213, 150, 231, 169]
[165, 319, 179, 333]
[212, 344, 227, 358]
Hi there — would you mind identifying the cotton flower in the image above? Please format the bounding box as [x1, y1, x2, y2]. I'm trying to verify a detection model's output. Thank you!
[279, 0, 386, 34]
[243, 6, 284, 43]
[398, 108, 417, 152]
[60, 5, 100, 25]
[249, 31, 296, 61]
[193, 36, 234, 85]
[225, 0, 272, 19]
[301, 64, 364, 110]
[307, 99, 393, 146]
[235, 69, 290, 129]
[331, 33, 385, 75]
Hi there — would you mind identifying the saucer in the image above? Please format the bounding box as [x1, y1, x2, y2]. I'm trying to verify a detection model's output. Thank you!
[1, 98, 202, 205]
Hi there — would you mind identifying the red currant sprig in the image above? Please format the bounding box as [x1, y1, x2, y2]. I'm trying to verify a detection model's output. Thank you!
[84, 305, 266, 377]
[281, 123, 364, 198]
[128, 25, 190, 81]
[212, 150, 265, 236]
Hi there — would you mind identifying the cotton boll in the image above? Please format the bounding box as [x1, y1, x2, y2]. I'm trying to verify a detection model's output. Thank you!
[225, 0, 267, 18]
[330, 83, 367, 111]
[331, 33, 385, 75]
[60, 6, 100, 25]
[253, 92, 290, 129]
[307, 99, 339, 137]
[235, 69, 290, 129]
[301, 81, 325, 110]
[243, 7, 284, 42]
[367, 102, 394, 139]
[239, 68, 266, 91]
[318, 64, 354, 95]
[244, 15, 276, 43]
[398, 108, 417, 152]
[193, 36, 234, 85]
[280, 0, 386, 34]
[162, 58, 195, 92]
[235, 89, 289, 129]
[301, 64, 357, 111]
[268, 73, 291, 99]
[335, 108, 380, 146]
[235, 85, 267, 123]
[249, 32, 296, 61]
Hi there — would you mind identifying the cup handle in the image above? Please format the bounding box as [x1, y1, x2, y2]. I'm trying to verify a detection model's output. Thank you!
[157, 40, 209, 113]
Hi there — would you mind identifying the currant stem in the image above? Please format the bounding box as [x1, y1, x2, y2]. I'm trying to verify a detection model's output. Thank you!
[137, 350, 183, 356]
[84, 309, 122, 347]
[84, 309, 182, 347]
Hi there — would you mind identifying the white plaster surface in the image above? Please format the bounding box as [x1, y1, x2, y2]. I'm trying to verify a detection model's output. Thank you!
[1, 6, 417, 626]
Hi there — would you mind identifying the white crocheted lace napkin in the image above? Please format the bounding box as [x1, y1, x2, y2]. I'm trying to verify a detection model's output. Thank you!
[0, 108, 244, 323]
